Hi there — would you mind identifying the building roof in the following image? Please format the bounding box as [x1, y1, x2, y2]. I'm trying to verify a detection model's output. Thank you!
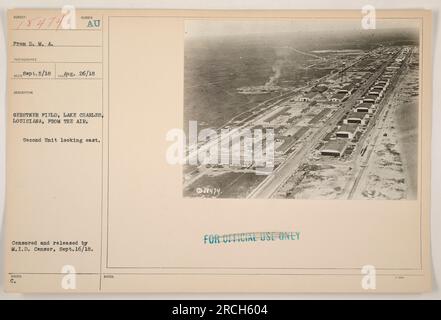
[357, 102, 375, 108]
[364, 94, 378, 100]
[337, 124, 358, 134]
[347, 112, 367, 119]
[321, 140, 347, 153]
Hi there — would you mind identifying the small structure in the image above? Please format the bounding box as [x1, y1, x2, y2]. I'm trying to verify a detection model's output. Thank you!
[386, 65, 400, 71]
[371, 85, 385, 90]
[355, 102, 375, 113]
[376, 79, 389, 86]
[337, 84, 355, 95]
[376, 79, 388, 83]
[320, 140, 348, 157]
[363, 94, 380, 104]
[336, 124, 359, 139]
[368, 89, 383, 98]
[344, 111, 369, 125]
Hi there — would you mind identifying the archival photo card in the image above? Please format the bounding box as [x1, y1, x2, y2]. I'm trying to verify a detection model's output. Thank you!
[4, 9, 432, 293]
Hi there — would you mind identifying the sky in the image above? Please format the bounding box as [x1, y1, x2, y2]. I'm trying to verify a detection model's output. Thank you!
[185, 19, 420, 38]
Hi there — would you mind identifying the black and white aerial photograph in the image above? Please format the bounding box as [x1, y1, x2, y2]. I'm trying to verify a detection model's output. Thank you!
[183, 19, 420, 200]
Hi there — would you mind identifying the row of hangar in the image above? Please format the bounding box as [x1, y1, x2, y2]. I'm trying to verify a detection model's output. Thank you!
[319, 68, 397, 157]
